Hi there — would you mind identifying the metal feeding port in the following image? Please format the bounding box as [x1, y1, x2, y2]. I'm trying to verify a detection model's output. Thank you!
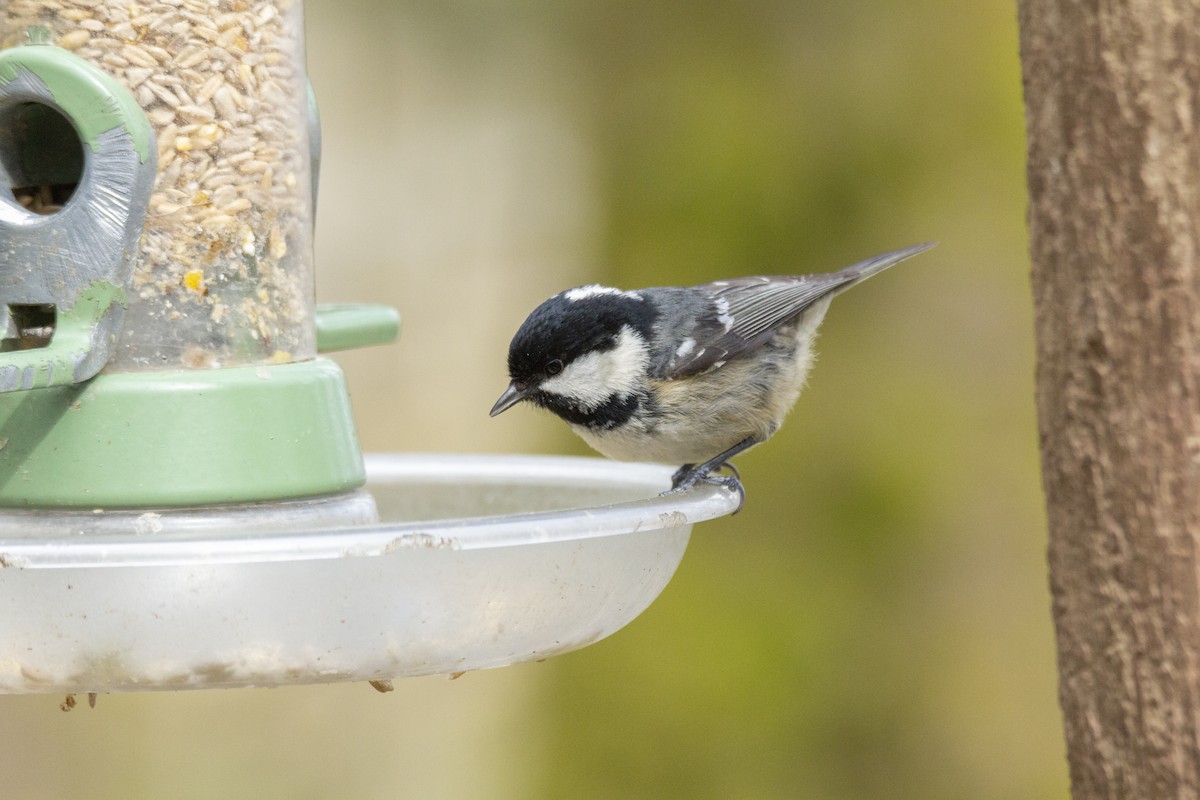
[0, 3, 740, 694]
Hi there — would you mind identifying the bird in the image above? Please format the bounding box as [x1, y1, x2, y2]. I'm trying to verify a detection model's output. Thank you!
[490, 242, 934, 505]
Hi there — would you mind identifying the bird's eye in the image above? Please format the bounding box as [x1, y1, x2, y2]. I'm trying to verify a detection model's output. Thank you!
[546, 359, 563, 376]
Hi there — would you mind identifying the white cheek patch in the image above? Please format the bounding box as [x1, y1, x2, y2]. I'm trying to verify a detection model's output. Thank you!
[540, 326, 649, 408]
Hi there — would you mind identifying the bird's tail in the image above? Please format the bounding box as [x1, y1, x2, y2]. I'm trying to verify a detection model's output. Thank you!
[832, 241, 936, 291]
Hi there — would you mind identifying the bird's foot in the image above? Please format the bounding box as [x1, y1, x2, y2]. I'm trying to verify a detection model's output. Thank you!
[670, 463, 695, 488]
[663, 462, 745, 513]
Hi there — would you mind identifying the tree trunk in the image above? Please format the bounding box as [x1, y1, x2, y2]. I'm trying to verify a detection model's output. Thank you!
[1019, 1, 1200, 797]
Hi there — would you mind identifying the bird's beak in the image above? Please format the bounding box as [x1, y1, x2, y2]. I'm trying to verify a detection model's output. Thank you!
[489, 381, 529, 417]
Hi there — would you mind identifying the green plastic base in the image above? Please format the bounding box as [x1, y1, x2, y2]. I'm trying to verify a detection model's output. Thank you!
[0, 358, 366, 508]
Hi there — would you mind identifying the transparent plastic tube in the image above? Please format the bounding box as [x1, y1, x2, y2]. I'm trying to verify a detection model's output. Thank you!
[1, 0, 316, 370]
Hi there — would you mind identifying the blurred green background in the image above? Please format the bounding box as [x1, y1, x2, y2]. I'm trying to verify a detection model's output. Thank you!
[0, 0, 1063, 798]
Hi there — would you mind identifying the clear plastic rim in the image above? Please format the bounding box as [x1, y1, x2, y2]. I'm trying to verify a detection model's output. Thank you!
[0, 453, 741, 569]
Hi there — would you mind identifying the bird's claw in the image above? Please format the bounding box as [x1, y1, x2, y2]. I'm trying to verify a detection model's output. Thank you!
[670, 463, 695, 488]
[662, 462, 746, 514]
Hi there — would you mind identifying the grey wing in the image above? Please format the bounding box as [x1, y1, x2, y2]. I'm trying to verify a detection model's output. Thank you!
[661, 243, 934, 379]
[659, 276, 843, 378]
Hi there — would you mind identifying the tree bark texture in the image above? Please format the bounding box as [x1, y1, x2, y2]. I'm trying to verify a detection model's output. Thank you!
[1019, 1, 1200, 797]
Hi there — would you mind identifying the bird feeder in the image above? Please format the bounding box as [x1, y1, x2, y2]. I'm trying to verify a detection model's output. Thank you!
[0, 1, 739, 694]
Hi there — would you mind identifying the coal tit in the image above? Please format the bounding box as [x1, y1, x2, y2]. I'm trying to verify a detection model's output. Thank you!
[490, 243, 934, 501]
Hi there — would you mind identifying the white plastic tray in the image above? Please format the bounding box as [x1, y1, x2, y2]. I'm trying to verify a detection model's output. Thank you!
[0, 454, 740, 693]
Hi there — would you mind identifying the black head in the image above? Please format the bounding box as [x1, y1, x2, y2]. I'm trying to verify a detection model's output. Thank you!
[490, 285, 658, 418]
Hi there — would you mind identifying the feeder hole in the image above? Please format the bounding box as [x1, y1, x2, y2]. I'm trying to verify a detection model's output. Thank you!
[1, 304, 55, 351]
[0, 102, 83, 215]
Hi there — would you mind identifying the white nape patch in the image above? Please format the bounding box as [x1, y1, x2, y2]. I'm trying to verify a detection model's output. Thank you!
[540, 325, 649, 408]
[563, 285, 643, 303]
[714, 297, 734, 332]
[675, 338, 696, 359]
